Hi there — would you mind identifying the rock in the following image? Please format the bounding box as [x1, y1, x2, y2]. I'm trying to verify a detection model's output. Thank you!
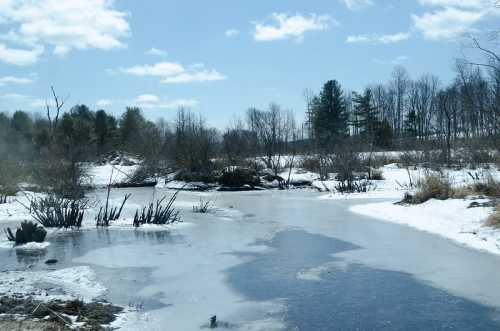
[44, 259, 58, 265]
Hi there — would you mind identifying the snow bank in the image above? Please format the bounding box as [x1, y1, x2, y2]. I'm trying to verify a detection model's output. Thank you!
[85, 164, 139, 187]
[0, 266, 107, 302]
[0, 195, 32, 223]
[15, 241, 51, 250]
[318, 163, 500, 200]
[351, 199, 500, 255]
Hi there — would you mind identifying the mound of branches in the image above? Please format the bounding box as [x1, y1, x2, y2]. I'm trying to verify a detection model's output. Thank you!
[23, 194, 86, 229]
[5, 221, 47, 245]
[0, 296, 123, 330]
[133, 191, 181, 227]
[96, 194, 130, 227]
[218, 167, 261, 188]
[192, 197, 213, 213]
[174, 170, 218, 184]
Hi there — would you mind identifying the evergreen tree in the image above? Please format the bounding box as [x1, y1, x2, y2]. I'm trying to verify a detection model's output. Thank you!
[351, 89, 380, 138]
[120, 107, 146, 153]
[311, 80, 349, 152]
[404, 110, 418, 138]
[95, 110, 118, 156]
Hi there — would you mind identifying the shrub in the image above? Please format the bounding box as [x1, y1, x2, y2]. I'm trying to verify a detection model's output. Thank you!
[96, 194, 130, 227]
[485, 204, 500, 228]
[23, 194, 85, 229]
[0, 159, 21, 201]
[5, 221, 47, 245]
[335, 178, 374, 194]
[471, 173, 500, 198]
[133, 192, 181, 227]
[399, 151, 419, 167]
[404, 173, 452, 204]
[368, 168, 384, 180]
[300, 157, 321, 173]
[0, 185, 17, 204]
[192, 197, 213, 213]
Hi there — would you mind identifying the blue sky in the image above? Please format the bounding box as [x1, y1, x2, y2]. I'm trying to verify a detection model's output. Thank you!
[0, 0, 498, 128]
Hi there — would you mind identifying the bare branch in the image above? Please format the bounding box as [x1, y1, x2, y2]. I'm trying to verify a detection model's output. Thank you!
[471, 37, 500, 63]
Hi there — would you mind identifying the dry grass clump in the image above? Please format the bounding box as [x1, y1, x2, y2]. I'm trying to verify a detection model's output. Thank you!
[453, 172, 500, 199]
[471, 174, 500, 198]
[402, 170, 500, 204]
[402, 172, 453, 204]
[485, 204, 500, 228]
[300, 157, 321, 173]
[192, 197, 213, 213]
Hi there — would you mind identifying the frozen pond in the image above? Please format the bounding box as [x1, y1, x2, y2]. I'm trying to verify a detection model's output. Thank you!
[2, 188, 500, 330]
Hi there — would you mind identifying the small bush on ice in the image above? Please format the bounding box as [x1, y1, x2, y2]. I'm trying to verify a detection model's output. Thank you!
[133, 192, 181, 227]
[23, 194, 85, 229]
[192, 197, 213, 213]
[5, 221, 47, 245]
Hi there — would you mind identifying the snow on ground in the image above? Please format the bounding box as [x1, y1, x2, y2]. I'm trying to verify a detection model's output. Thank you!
[334, 163, 500, 256]
[278, 169, 319, 184]
[351, 198, 500, 255]
[296, 260, 350, 281]
[85, 164, 139, 187]
[0, 241, 51, 250]
[0, 266, 106, 302]
[318, 163, 500, 200]
[0, 194, 32, 224]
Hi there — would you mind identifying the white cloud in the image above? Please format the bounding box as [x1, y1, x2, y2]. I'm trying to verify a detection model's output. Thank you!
[0, 93, 31, 100]
[29, 98, 47, 108]
[418, 0, 491, 9]
[253, 13, 334, 42]
[116, 61, 226, 84]
[372, 55, 409, 65]
[96, 99, 112, 107]
[0, 0, 129, 62]
[0, 43, 43, 66]
[133, 94, 198, 110]
[145, 48, 167, 57]
[0, 75, 34, 86]
[136, 94, 159, 103]
[338, 0, 374, 10]
[412, 7, 485, 40]
[346, 32, 411, 44]
[413, 0, 498, 40]
[225, 29, 240, 37]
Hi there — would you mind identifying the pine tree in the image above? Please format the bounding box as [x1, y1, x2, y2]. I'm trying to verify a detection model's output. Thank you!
[404, 110, 418, 138]
[351, 88, 379, 139]
[311, 80, 349, 153]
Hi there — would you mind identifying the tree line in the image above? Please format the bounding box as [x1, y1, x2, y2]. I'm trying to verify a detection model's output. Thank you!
[0, 59, 498, 196]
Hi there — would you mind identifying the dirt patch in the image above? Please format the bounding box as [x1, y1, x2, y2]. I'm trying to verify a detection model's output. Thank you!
[0, 321, 71, 331]
[0, 296, 123, 330]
